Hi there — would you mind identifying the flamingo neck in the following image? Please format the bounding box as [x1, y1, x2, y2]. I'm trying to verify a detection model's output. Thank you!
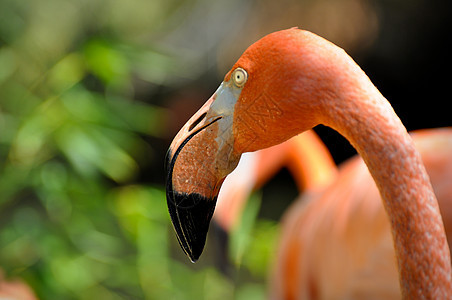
[319, 67, 452, 297]
[285, 131, 337, 191]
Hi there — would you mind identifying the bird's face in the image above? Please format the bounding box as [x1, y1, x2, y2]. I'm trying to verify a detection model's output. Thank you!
[166, 28, 324, 261]
[165, 70, 246, 262]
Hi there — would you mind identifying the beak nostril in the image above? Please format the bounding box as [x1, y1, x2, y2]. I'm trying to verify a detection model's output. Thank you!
[188, 112, 207, 132]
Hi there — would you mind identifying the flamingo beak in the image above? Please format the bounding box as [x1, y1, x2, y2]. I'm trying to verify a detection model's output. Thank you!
[165, 82, 241, 262]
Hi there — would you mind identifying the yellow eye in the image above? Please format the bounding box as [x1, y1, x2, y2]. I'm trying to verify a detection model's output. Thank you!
[232, 68, 248, 87]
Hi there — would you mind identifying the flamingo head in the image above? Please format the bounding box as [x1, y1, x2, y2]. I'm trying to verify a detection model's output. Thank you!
[166, 28, 334, 261]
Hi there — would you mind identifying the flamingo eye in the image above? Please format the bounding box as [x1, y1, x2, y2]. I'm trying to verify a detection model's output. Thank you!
[232, 68, 248, 87]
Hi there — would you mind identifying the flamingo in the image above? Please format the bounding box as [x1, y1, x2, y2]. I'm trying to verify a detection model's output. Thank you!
[165, 28, 452, 297]
[213, 128, 452, 299]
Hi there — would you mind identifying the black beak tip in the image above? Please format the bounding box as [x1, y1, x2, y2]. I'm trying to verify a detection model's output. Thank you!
[166, 189, 217, 262]
[188, 250, 200, 263]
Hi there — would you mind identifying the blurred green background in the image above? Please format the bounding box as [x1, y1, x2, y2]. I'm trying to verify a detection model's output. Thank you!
[0, 0, 450, 299]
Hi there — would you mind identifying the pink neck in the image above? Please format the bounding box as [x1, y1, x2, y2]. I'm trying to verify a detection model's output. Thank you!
[285, 130, 337, 191]
[320, 66, 452, 297]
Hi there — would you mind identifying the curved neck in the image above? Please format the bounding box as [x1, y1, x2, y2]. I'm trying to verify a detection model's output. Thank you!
[319, 66, 452, 297]
[285, 130, 337, 191]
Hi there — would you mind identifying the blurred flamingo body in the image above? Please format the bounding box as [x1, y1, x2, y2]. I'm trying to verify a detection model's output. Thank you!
[274, 128, 452, 300]
[166, 29, 452, 298]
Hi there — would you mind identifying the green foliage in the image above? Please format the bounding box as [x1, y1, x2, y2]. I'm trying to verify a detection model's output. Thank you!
[0, 0, 278, 298]
[229, 192, 279, 278]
